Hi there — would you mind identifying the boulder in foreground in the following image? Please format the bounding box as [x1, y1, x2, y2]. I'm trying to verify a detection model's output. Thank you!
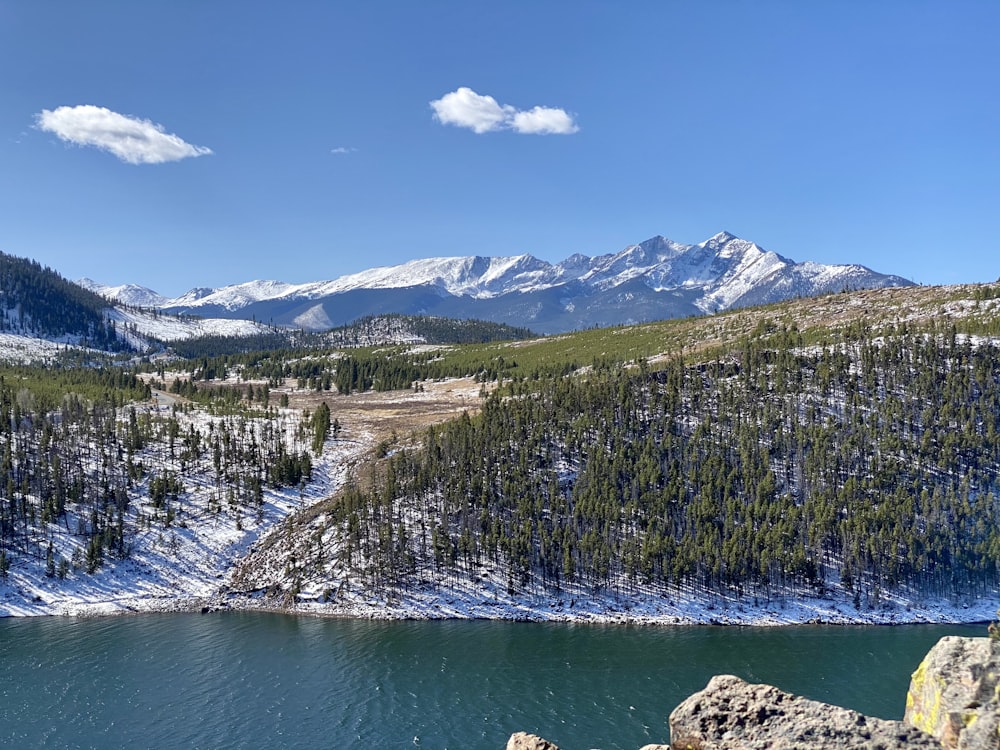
[506, 732, 560, 750]
[668, 673, 938, 749]
[904, 635, 1000, 750]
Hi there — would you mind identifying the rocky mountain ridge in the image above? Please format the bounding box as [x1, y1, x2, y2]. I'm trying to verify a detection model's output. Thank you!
[82, 232, 913, 334]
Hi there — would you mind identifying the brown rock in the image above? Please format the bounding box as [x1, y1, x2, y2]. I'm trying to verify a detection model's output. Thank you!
[668, 674, 938, 749]
[904, 635, 1000, 750]
[506, 731, 560, 750]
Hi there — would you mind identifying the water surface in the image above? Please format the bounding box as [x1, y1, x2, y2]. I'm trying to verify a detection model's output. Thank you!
[0, 613, 981, 749]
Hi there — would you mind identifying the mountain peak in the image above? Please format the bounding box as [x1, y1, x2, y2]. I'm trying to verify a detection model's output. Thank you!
[77, 278, 169, 308]
[702, 231, 743, 250]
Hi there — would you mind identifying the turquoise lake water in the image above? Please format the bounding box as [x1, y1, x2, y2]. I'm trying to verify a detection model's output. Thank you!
[0, 613, 981, 749]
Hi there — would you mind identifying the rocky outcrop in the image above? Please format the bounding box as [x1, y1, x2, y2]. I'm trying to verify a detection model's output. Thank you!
[504, 735, 670, 750]
[904, 636, 1000, 750]
[668, 674, 938, 749]
[508, 635, 1000, 750]
[506, 732, 561, 750]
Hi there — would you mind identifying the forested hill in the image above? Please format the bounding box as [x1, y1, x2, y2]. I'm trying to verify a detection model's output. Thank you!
[160, 314, 534, 358]
[323, 314, 535, 347]
[237, 309, 1000, 612]
[0, 251, 123, 350]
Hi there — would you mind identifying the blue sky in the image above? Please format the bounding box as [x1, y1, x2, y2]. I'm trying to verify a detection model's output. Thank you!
[2, 1, 998, 296]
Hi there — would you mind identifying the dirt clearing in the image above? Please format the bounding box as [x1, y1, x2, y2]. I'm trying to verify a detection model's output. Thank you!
[283, 376, 487, 449]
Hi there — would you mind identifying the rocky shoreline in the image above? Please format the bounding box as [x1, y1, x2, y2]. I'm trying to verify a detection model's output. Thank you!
[8, 585, 997, 628]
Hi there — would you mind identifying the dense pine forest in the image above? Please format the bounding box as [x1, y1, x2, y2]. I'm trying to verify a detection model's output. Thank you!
[322, 314, 534, 347]
[298, 320, 1000, 606]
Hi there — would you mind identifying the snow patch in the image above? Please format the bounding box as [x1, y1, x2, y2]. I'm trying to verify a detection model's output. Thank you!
[293, 304, 334, 330]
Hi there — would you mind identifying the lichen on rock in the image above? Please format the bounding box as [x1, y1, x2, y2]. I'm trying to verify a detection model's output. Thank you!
[904, 635, 1000, 750]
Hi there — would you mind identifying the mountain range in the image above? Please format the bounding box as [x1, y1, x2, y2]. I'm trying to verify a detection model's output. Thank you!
[85, 231, 912, 335]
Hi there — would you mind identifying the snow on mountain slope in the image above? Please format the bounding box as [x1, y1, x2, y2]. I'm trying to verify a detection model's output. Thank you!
[580, 235, 691, 290]
[0, 308, 273, 364]
[78, 278, 171, 308]
[81, 280, 296, 340]
[169, 280, 301, 311]
[694, 233, 793, 311]
[292, 304, 334, 331]
[300, 253, 564, 299]
[108, 308, 275, 342]
[86, 232, 913, 333]
[0, 332, 98, 363]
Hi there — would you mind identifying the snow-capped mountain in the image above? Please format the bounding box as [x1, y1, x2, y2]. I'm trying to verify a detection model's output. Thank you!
[84, 232, 914, 334]
[78, 278, 171, 309]
[76, 279, 282, 342]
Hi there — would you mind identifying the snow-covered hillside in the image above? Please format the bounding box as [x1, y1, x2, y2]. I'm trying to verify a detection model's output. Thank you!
[0, 305, 281, 364]
[107, 307, 275, 342]
[0, 332, 98, 363]
[0, 392, 367, 617]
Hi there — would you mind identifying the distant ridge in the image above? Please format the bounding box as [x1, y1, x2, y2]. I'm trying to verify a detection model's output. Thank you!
[82, 232, 914, 334]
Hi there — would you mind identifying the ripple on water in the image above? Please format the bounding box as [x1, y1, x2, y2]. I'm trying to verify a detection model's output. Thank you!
[0, 613, 982, 749]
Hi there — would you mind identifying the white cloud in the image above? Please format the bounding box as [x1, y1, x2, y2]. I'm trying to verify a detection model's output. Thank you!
[430, 87, 512, 134]
[511, 106, 580, 135]
[330, 146, 357, 155]
[430, 87, 578, 135]
[35, 105, 212, 165]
